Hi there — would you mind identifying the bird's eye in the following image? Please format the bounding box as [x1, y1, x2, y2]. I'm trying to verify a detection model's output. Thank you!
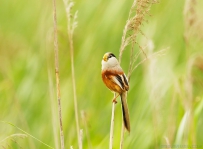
[107, 53, 116, 59]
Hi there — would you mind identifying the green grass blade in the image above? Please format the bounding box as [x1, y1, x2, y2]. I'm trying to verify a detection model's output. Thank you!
[0, 121, 54, 149]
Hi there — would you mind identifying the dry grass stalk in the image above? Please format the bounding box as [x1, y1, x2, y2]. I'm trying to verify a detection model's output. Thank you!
[48, 69, 60, 149]
[117, 0, 159, 147]
[52, 0, 65, 148]
[109, 93, 116, 149]
[119, 123, 125, 149]
[183, 1, 200, 143]
[184, 0, 196, 42]
[1, 121, 54, 149]
[62, 0, 81, 149]
[119, 0, 158, 63]
[0, 134, 27, 144]
[109, 96, 116, 149]
[166, 88, 177, 143]
[184, 0, 196, 26]
[109, 104, 115, 148]
[185, 58, 196, 144]
[174, 58, 197, 144]
[163, 136, 171, 149]
[79, 129, 83, 149]
[184, 0, 203, 42]
[81, 111, 92, 149]
[132, 48, 166, 72]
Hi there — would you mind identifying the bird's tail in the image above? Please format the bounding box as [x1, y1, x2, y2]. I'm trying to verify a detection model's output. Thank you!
[120, 92, 130, 132]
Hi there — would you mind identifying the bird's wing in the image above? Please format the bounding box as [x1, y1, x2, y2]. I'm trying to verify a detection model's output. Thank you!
[112, 74, 125, 90]
[103, 70, 129, 91]
[111, 74, 129, 91]
[122, 74, 129, 91]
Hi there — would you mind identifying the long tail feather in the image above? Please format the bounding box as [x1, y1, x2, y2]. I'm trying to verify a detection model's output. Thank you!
[120, 92, 130, 132]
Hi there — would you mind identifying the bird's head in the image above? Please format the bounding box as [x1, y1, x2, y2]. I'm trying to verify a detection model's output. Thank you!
[102, 52, 119, 69]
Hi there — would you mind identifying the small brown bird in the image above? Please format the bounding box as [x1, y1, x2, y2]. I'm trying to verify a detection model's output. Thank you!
[101, 52, 130, 132]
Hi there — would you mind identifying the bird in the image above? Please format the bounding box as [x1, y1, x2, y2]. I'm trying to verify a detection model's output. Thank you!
[101, 52, 130, 132]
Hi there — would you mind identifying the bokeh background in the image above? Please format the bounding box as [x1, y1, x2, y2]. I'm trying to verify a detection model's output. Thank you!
[0, 0, 203, 148]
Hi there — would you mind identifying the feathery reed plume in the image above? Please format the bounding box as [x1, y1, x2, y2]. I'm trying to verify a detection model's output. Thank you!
[184, 0, 197, 43]
[52, 0, 65, 148]
[184, 0, 203, 42]
[0, 133, 27, 144]
[0, 134, 27, 149]
[62, 0, 81, 148]
[183, 0, 202, 144]
[119, 0, 158, 63]
[1, 121, 54, 149]
[117, 0, 159, 148]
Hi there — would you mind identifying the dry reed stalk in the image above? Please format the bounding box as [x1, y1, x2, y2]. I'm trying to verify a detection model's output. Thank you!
[13, 95, 36, 149]
[117, 0, 159, 147]
[119, 0, 158, 63]
[48, 69, 60, 149]
[184, 0, 203, 44]
[79, 129, 83, 149]
[184, 0, 197, 43]
[1, 121, 54, 149]
[122, 48, 166, 148]
[52, 0, 65, 148]
[0, 134, 27, 144]
[174, 59, 197, 144]
[119, 123, 125, 149]
[167, 89, 177, 143]
[164, 136, 171, 149]
[185, 59, 196, 144]
[81, 111, 92, 149]
[184, 0, 199, 142]
[109, 93, 116, 149]
[62, 0, 81, 148]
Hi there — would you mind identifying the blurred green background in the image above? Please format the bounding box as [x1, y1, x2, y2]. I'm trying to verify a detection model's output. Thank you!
[0, 0, 203, 148]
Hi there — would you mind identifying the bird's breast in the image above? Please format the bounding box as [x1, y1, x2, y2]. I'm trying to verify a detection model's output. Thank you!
[101, 70, 123, 94]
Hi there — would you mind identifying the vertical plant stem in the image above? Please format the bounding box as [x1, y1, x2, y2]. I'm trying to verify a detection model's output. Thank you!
[79, 129, 83, 149]
[52, 0, 64, 148]
[119, 123, 125, 149]
[109, 93, 116, 149]
[63, 1, 81, 148]
[81, 111, 92, 149]
[69, 25, 80, 149]
[118, 1, 158, 148]
[48, 69, 60, 149]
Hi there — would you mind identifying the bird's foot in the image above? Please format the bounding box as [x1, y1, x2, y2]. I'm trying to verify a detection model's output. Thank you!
[112, 94, 119, 104]
[112, 98, 117, 104]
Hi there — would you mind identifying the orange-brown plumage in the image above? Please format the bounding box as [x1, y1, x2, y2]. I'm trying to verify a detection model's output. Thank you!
[102, 70, 124, 94]
[101, 52, 130, 132]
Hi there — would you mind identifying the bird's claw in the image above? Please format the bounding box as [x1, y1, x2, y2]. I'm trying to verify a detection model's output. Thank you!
[112, 99, 117, 104]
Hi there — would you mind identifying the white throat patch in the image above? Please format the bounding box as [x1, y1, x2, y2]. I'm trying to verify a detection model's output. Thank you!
[102, 57, 119, 70]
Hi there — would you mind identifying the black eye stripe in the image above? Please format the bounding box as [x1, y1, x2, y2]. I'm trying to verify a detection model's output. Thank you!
[108, 53, 116, 59]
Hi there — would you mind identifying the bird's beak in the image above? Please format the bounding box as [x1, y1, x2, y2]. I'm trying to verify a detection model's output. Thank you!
[103, 54, 108, 62]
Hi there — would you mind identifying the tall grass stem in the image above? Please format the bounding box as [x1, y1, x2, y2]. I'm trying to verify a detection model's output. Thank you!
[109, 93, 116, 149]
[1, 121, 54, 149]
[52, 0, 65, 148]
[62, 1, 80, 148]
[119, 123, 125, 149]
